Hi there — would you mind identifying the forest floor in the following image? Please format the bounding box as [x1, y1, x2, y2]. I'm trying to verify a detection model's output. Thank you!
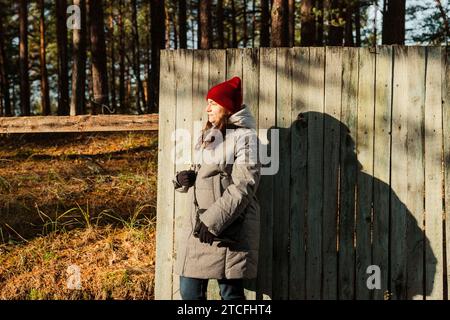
[0, 131, 158, 299]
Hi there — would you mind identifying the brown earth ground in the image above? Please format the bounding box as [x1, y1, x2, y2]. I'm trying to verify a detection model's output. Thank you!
[0, 131, 158, 299]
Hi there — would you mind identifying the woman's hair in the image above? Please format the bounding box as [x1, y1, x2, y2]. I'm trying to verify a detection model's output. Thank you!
[198, 108, 231, 149]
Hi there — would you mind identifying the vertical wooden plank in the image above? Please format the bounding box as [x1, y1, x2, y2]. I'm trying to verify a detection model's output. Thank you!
[256, 47, 277, 300]
[424, 46, 443, 300]
[209, 49, 227, 84]
[390, 46, 409, 300]
[356, 47, 375, 300]
[243, 48, 260, 126]
[226, 48, 243, 79]
[443, 47, 450, 301]
[405, 46, 425, 300]
[322, 46, 342, 300]
[372, 46, 392, 300]
[193, 50, 209, 130]
[155, 50, 177, 300]
[339, 47, 358, 300]
[172, 50, 194, 300]
[306, 46, 325, 300]
[272, 47, 292, 300]
[289, 46, 309, 300]
[206, 49, 227, 300]
[242, 47, 260, 300]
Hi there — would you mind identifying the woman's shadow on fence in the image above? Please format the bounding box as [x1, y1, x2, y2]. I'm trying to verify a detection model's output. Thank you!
[249, 111, 437, 300]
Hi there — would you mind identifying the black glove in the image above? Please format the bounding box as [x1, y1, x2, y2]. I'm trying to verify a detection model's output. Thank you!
[198, 222, 215, 245]
[176, 170, 196, 187]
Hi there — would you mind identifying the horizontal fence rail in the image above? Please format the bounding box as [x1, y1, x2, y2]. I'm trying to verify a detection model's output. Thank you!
[155, 46, 449, 300]
[0, 114, 159, 133]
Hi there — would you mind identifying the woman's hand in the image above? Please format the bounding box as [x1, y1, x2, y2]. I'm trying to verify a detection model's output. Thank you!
[176, 170, 196, 187]
[198, 222, 215, 245]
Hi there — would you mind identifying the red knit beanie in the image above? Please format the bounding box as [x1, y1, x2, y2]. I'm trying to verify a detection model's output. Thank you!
[206, 76, 243, 114]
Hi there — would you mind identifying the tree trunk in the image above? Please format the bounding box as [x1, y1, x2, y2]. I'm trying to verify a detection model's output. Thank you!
[0, 9, 11, 116]
[271, 0, 289, 47]
[125, 66, 131, 109]
[146, 1, 151, 112]
[88, 0, 109, 114]
[132, 0, 144, 113]
[38, 0, 51, 115]
[217, 0, 225, 48]
[231, 0, 237, 47]
[355, 0, 361, 46]
[344, 0, 354, 46]
[109, 0, 116, 112]
[0, 90, 3, 116]
[179, 0, 187, 49]
[118, 0, 125, 113]
[19, 0, 30, 116]
[328, 0, 344, 45]
[151, 0, 165, 113]
[198, 0, 212, 49]
[288, 0, 295, 47]
[56, 0, 69, 115]
[171, 9, 178, 49]
[243, 0, 248, 47]
[382, 0, 406, 44]
[252, 0, 256, 47]
[317, 0, 323, 45]
[70, 0, 87, 115]
[86, 1, 93, 112]
[165, 5, 170, 48]
[435, 0, 449, 45]
[260, 0, 270, 46]
[301, 0, 315, 46]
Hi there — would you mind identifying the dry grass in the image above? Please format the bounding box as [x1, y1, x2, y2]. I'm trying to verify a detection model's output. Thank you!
[0, 223, 155, 299]
[0, 131, 158, 299]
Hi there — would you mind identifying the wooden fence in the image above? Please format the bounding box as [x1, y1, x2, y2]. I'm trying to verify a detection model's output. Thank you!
[0, 114, 158, 133]
[155, 46, 449, 300]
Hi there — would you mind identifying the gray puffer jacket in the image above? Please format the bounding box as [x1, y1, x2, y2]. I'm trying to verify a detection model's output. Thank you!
[173, 105, 261, 279]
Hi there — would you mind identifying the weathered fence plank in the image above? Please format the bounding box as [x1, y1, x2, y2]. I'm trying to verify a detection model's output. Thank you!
[289, 47, 309, 300]
[155, 50, 177, 299]
[306, 47, 325, 300]
[227, 48, 243, 79]
[391, 46, 409, 300]
[243, 48, 260, 126]
[424, 46, 443, 300]
[273, 47, 292, 300]
[193, 50, 209, 126]
[242, 47, 260, 300]
[338, 47, 358, 300]
[405, 46, 425, 300]
[322, 46, 342, 300]
[256, 47, 277, 300]
[172, 49, 194, 300]
[356, 47, 375, 300]
[0, 114, 158, 133]
[372, 46, 392, 300]
[443, 47, 450, 301]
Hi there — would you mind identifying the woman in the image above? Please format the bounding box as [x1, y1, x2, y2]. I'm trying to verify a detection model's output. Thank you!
[172, 76, 261, 300]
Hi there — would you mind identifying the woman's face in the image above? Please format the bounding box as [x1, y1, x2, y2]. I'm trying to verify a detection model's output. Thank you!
[205, 99, 228, 126]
